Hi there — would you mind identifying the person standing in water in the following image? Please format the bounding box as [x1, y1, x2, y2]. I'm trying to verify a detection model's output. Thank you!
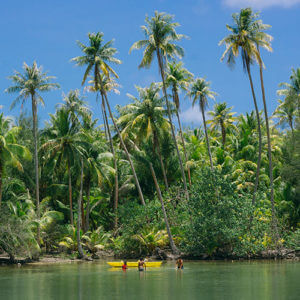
[138, 258, 146, 271]
[176, 258, 184, 269]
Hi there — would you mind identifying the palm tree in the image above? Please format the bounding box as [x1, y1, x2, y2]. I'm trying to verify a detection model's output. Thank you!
[251, 10, 276, 224]
[219, 8, 263, 205]
[130, 11, 189, 199]
[41, 108, 87, 225]
[188, 78, 217, 169]
[207, 102, 237, 148]
[0, 114, 31, 208]
[6, 61, 59, 241]
[165, 61, 193, 185]
[273, 98, 297, 134]
[118, 83, 170, 190]
[72, 32, 145, 206]
[278, 68, 300, 114]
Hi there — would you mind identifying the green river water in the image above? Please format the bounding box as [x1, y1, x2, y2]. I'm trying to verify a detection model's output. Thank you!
[0, 260, 299, 299]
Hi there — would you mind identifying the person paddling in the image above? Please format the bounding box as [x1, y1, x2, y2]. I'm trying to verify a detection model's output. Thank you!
[176, 258, 184, 269]
[138, 258, 146, 271]
[122, 261, 127, 271]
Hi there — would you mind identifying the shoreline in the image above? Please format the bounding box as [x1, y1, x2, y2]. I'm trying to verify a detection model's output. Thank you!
[0, 248, 299, 266]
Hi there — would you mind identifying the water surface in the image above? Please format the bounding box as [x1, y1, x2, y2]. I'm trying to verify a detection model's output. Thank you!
[0, 260, 299, 299]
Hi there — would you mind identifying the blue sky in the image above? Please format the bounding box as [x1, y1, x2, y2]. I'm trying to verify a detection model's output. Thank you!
[0, 0, 299, 126]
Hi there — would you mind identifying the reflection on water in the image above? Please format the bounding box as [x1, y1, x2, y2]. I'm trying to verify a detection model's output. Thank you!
[0, 260, 299, 300]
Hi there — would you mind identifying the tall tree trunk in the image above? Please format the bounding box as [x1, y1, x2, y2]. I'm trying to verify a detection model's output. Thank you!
[156, 49, 189, 200]
[200, 104, 213, 169]
[175, 104, 192, 186]
[153, 129, 169, 190]
[101, 98, 109, 141]
[258, 58, 276, 228]
[149, 163, 179, 254]
[81, 198, 85, 231]
[0, 163, 2, 209]
[113, 156, 119, 229]
[85, 180, 91, 233]
[77, 159, 85, 259]
[221, 122, 226, 148]
[67, 161, 73, 225]
[103, 92, 145, 206]
[246, 63, 262, 206]
[31, 94, 40, 244]
[99, 91, 120, 224]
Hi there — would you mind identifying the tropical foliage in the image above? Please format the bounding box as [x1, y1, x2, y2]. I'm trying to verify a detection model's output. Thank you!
[0, 9, 299, 261]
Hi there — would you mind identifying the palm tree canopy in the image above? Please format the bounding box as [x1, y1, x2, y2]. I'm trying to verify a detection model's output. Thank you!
[0, 113, 31, 171]
[188, 78, 217, 111]
[272, 98, 297, 129]
[219, 8, 272, 70]
[118, 83, 170, 143]
[207, 102, 237, 131]
[71, 32, 121, 87]
[130, 11, 186, 69]
[165, 61, 193, 110]
[6, 61, 60, 110]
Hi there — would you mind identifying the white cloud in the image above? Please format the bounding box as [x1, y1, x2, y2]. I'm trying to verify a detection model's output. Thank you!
[179, 106, 203, 124]
[223, 0, 300, 9]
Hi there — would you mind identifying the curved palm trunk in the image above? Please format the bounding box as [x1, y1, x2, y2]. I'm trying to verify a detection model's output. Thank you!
[99, 91, 119, 225]
[67, 161, 74, 225]
[31, 94, 40, 243]
[153, 129, 169, 190]
[246, 63, 262, 206]
[77, 158, 85, 259]
[200, 104, 213, 169]
[156, 50, 189, 200]
[258, 59, 276, 228]
[149, 163, 179, 254]
[103, 92, 145, 206]
[175, 104, 192, 186]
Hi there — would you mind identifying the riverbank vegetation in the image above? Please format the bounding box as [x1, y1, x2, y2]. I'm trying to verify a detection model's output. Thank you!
[0, 8, 299, 262]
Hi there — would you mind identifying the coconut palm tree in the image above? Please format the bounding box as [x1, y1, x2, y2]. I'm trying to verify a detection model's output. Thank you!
[219, 8, 263, 205]
[6, 61, 59, 241]
[250, 10, 276, 222]
[273, 98, 297, 134]
[41, 108, 88, 225]
[207, 102, 237, 148]
[72, 32, 145, 206]
[130, 11, 189, 199]
[278, 68, 300, 114]
[188, 78, 216, 169]
[165, 61, 193, 185]
[0, 114, 31, 208]
[118, 83, 170, 190]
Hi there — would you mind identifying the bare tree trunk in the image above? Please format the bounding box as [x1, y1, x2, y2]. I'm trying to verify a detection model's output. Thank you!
[77, 159, 85, 259]
[156, 49, 189, 200]
[258, 59, 276, 229]
[246, 63, 262, 206]
[176, 108, 192, 186]
[31, 94, 40, 244]
[153, 129, 169, 190]
[67, 161, 73, 225]
[200, 104, 213, 169]
[149, 163, 179, 254]
[103, 92, 145, 206]
[85, 180, 90, 232]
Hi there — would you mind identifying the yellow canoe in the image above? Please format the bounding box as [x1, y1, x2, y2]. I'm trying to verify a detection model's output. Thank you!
[107, 261, 162, 268]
